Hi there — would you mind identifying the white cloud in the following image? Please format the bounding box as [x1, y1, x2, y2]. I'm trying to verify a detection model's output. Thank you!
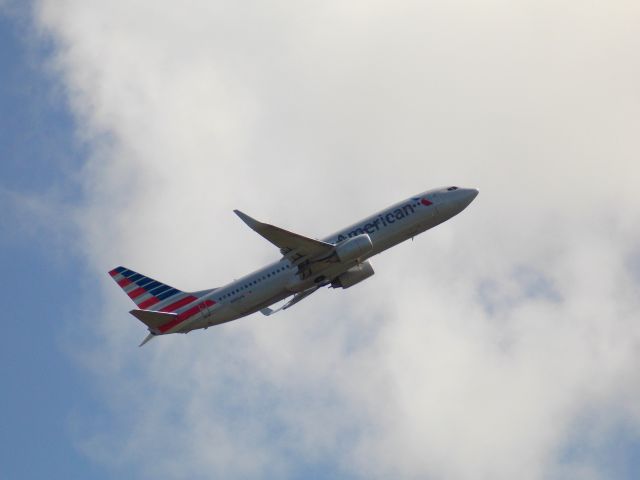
[35, 0, 640, 478]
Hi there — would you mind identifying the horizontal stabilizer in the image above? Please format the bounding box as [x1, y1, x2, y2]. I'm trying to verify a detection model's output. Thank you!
[139, 333, 156, 347]
[129, 309, 177, 331]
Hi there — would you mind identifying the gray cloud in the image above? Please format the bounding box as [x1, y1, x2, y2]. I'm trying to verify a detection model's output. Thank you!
[35, 0, 640, 478]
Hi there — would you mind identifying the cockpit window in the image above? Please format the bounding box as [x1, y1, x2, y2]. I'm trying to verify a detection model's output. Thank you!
[447, 186, 458, 191]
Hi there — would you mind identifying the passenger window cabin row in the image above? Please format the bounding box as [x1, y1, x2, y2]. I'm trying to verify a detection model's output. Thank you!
[218, 264, 292, 301]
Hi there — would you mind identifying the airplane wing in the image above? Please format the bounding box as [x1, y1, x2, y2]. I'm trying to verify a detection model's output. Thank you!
[260, 284, 324, 316]
[234, 210, 334, 264]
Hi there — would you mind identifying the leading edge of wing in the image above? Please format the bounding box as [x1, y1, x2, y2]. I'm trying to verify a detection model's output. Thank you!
[233, 210, 334, 259]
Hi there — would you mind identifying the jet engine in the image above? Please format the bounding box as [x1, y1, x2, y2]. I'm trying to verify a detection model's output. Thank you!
[331, 261, 375, 289]
[334, 234, 373, 263]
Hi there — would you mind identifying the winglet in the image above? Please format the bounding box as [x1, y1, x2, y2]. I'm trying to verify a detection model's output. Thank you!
[234, 210, 261, 230]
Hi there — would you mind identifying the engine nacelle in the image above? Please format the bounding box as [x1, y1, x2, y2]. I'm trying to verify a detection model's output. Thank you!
[334, 234, 373, 263]
[332, 261, 375, 289]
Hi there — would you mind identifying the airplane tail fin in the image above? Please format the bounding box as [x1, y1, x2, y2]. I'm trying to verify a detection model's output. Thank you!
[108, 266, 216, 336]
[108, 266, 190, 310]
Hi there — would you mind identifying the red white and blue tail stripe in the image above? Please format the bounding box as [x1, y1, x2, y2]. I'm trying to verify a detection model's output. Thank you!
[108, 266, 216, 336]
[108, 266, 190, 310]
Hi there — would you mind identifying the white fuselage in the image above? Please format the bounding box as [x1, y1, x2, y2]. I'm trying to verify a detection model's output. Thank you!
[177, 186, 478, 333]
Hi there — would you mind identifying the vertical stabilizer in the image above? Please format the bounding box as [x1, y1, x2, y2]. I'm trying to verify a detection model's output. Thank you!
[108, 266, 218, 341]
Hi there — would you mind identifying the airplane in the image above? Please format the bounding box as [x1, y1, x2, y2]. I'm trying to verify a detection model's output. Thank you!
[109, 186, 479, 346]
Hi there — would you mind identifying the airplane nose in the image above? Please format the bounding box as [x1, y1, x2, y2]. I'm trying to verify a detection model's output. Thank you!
[438, 186, 479, 217]
[459, 188, 479, 209]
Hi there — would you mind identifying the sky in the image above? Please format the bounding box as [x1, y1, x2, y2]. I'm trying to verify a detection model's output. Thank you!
[2, 1, 640, 479]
